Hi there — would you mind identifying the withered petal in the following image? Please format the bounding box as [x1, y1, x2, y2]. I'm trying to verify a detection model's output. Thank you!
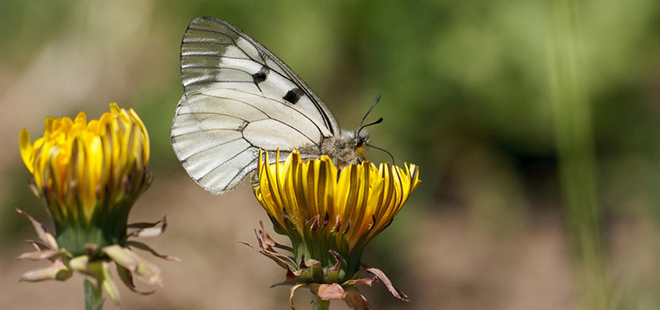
[17, 249, 61, 261]
[343, 287, 372, 310]
[126, 216, 167, 239]
[327, 250, 343, 273]
[343, 277, 377, 287]
[69, 255, 91, 274]
[19, 258, 72, 282]
[26, 240, 52, 252]
[241, 241, 296, 270]
[103, 245, 138, 271]
[285, 267, 312, 282]
[16, 208, 58, 249]
[285, 267, 300, 282]
[366, 267, 409, 301]
[125, 241, 180, 262]
[132, 252, 165, 287]
[299, 258, 320, 269]
[310, 283, 346, 300]
[288, 284, 307, 310]
[116, 264, 155, 295]
[258, 221, 276, 249]
[126, 216, 166, 229]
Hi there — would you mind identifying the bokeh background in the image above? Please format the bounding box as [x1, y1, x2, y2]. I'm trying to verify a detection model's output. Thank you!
[1, 0, 659, 309]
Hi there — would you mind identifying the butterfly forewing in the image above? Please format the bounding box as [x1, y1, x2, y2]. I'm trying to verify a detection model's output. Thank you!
[172, 17, 341, 194]
[180, 17, 339, 134]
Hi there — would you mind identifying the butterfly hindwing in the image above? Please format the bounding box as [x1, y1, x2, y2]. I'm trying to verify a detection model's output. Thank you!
[172, 17, 341, 194]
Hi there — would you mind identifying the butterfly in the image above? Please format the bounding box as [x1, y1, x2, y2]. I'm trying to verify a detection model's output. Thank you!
[171, 17, 380, 195]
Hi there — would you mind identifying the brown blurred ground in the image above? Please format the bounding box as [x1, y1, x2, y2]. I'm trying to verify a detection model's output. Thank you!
[3, 175, 658, 309]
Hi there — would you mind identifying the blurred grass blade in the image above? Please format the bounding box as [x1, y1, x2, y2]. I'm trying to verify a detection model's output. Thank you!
[544, 0, 612, 309]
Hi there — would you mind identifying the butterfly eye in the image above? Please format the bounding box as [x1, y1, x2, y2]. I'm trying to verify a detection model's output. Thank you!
[355, 134, 368, 148]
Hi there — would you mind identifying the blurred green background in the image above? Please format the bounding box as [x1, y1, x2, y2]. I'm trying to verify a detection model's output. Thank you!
[1, 0, 659, 309]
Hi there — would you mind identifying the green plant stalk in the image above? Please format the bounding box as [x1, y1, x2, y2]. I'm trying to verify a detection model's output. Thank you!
[311, 295, 330, 310]
[544, 0, 612, 309]
[84, 279, 104, 310]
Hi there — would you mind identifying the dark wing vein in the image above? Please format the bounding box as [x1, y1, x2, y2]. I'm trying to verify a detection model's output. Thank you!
[180, 137, 243, 162]
[225, 156, 260, 190]
[184, 81, 253, 90]
[176, 111, 250, 122]
[200, 92, 324, 146]
[182, 54, 252, 61]
[195, 145, 252, 182]
[186, 27, 236, 40]
[206, 88, 327, 136]
[173, 128, 241, 138]
[183, 66, 255, 76]
[181, 42, 232, 48]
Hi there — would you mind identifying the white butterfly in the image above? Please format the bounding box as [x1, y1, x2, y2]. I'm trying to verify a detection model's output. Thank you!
[171, 17, 374, 194]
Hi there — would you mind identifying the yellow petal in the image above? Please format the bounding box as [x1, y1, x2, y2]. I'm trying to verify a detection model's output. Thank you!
[19, 129, 34, 173]
[109, 102, 120, 114]
[129, 108, 149, 165]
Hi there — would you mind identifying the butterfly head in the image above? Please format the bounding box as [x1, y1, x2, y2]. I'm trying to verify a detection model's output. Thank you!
[354, 128, 370, 160]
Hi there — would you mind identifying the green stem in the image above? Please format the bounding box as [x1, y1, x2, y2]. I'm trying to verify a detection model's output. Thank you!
[84, 279, 105, 310]
[311, 295, 330, 310]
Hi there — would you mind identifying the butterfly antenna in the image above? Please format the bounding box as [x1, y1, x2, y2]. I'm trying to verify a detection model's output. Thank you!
[357, 94, 382, 137]
[366, 143, 396, 165]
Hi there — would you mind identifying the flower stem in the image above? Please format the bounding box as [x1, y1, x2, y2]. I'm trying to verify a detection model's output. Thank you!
[84, 279, 104, 310]
[311, 295, 330, 310]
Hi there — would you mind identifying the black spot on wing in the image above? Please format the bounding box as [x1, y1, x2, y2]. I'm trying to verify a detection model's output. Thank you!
[252, 65, 270, 84]
[283, 88, 304, 104]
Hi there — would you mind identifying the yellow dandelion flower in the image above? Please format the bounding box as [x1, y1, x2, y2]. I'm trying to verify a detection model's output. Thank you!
[17, 104, 177, 308]
[249, 149, 420, 309]
[19, 103, 150, 240]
